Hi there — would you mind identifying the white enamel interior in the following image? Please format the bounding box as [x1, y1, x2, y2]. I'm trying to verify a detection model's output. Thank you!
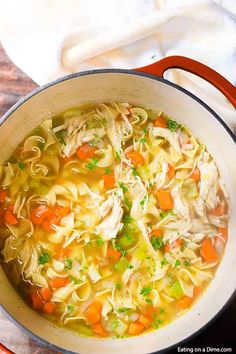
[0, 72, 236, 354]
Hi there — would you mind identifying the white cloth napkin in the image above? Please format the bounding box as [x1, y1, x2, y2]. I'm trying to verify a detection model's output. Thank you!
[0, 0, 235, 128]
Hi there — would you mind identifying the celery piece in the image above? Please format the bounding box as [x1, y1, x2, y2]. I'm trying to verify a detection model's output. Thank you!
[118, 233, 137, 249]
[169, 280, 184, 300]
[115, 257, 128, 272]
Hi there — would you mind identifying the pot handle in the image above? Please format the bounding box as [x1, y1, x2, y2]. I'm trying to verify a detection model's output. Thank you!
[0, 344, 13, 354]
[136, 56, 236, 109]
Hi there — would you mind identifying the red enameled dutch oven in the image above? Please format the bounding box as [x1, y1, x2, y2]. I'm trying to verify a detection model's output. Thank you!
[0, 56, 236, 354]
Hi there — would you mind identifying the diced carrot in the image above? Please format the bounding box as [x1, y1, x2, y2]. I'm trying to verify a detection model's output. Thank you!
[127, 321, 145, 335]
[4, 211, 18, 225]
[149, 229, 162, 238]
[141, 305, 156, 319]
[92, 322, 108, 337]
[55, 247, 71, 259]
[218, 227, 228, 241]
[165, 238, 182, 253]
[102, 172, 116, 189]
[39, 287, 52, 302]
[106, 247, 121, 262]
[217, 187, 224, 197]
[209, 204, 226, 216]
[43, 302, 55, 314]
[31, 291, 44, 310]
[156, 189, 173, 210]
[42, 219, 57, 232]
[167, 164, 175, 180]
[177, 296, 193, 309]
[0, 189, 8, 203]
[190, 168, 200, 182]
[200, 238, 218, 263]
[50, 277, 69, 288]
[193, 286, 202, 298]
[154, 114, 168, 128]
[30, 204, 53, 225]
[7, 204, 15, 212]
[62, 156, 73, 164]
[138, 315, 152, 328]
[126, 150, 145, 166]
[76, 143, 97, 161]
[85, 301, 102, 324]
[54, 205, 70, 218]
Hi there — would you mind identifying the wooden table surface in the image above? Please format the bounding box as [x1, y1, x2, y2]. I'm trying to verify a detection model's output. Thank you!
[0, 43, 235, 354]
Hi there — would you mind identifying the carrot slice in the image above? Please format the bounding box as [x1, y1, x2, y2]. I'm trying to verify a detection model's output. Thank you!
[0, 189, 8, 203]
[76, 143, 97, 161]
[30, 204, 53, 225]
[43, 302, 55, 314]
[4, 211, 18, 225]
[92, 322, 108, 337]
[167, 164, 175, 180]
[154, 115, 168, 128]
[126, 150, 144, 166]
[50, 277, 69, 288]
[218, 227, 228, 241]
[106, 247, 121, 262]
[156, 190, 173, 210]
[127, 321, 145, 335]
[200, 238, 218, 263]
[39, 287, 52, 302]
[138, 315, 152, 328]
[193, 286, 202, 298]
[149, 229, 162, 238]
[190, 168, 200, 182]
[85, 301, 102, 324]
[54, 205, 70, 218]
[31, 291, 44, 310]
[55, 247, 72, 259]
[165, 238, 182, 253]
[102, 172, 116, 189]
[62, 156, 73, 164]
[210, 204, 226, 216]
[177, 296, 193, 309]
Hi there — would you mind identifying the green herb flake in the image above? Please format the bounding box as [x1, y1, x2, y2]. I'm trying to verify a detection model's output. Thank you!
[55, 129, 67, 145]
[140, 287, 152, 297]
[38, 141, 45, 151]
[126, 264, 134, 270]
[39, 252, 51, 265]
[143, 128, 148, 134]
[85, 157, 99, 171]
[117, 308, 129, 313]
[105, 168, 112, 175]
[112, 320, 120, 329]
[145, 298, 153, 304]
[140, 195, 147, 207]
[174, 259, 181, 268]
[115, 151, 121, 162]
[116, 283, 122, 290]
[151, 236, 163, 250]
[118, 181, 128, 193]
[152, 314, 164, 329]
[131, 167, 139, 177]
[167, 119, 181, 132]
[69, 275, 81, 284]
[123, 215, 133, 224]
[96, 236, 104, 246]
[67, 305, 74, 312]
[159, 308, 165, 315]
[124, 197, 132, 210]
[139, 138, 147, 144]
[161, 257, 168, 268]
[184, 260, 191, 267]
[18, 161, 25, 170]
[64, 258, 73, 270]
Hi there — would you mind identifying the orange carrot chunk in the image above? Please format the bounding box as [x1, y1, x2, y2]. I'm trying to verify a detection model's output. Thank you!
[85, 301, 103, 324]
[43, 302, 55, 314]
[156, 190, 173, 210]
[127, 321, 145, 335]
[4, 211, 18, 225]
[92, 322, 108, 337]
[102, 172, 116, 189]
[126, 150, 144, 166]
[209, 204, 226, 216]
[154, 115, 168, 128]
[31, 291, 44, 310]
[62, 156, 73, 164]
[138, 315, 152, 328]
[39, 287, 52, 302]
[167, 164, 175, 180]
[218, 227, 228, 241]
[76, 143, 97, 161]
[177, 296, 193, 309]
[149, 229, 162, 238]
[54, 205, 70, 218]
[190, 168, 201, 182]
[200, 238, 218, 263]
[30, 204, 53, 225]
[50, 277, 69, 288]
[193, 286, 202, 298]
[55, 247, 72, 259]
[0, 189, 8, 203]
[165, 238, 182, 253]
[106, 247, 121, 262]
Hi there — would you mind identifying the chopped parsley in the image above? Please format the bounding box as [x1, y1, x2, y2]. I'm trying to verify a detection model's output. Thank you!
[114, 242, 126, 257]
[18, 161, 25, 170]
[174, 259, 181, 268]
[123, 215, 133, 224]
[69, 275, 81, 284]
[105, 168, 112, 175]
[96, 236, 104, 246]
[117, 308, 129, 313]
[55, 129, 67, 145]
[159, 308, 165, 315]
[140, 287, 152, 297]
[151, 236, 163, 250]
[152, 313, 164, 329]
[126, 264, 134, 270]
[131, 167, 139, 177]
[67, 305, 74, 312]
[124, 197, 132, 210]
[115, 151, 121, 162]
[64, 258, 73, 270]
[112, 320, 120, 329]
[143, 128, 148, 134]
[139, 137, 147, 144]
[116, 283, 122, 290]
[184, 260, 191, 267]
[145, 298, 153, 304]
[167, 119, 181, 132]
[161, 257, 168, 268]
[118, 181, 128, 193]
[140, 195, 147, 207]
[85, 157, 99, 170]
[38, 252, 51, 265]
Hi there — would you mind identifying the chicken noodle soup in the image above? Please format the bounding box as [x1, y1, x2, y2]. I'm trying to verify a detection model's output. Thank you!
[0, 103, 229, 338]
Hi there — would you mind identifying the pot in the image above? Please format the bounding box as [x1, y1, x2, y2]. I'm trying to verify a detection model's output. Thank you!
[0, 56, 236, 354]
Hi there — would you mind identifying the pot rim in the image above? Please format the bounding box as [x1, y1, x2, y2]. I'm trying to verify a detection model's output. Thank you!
[0, 68, 235, 354]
